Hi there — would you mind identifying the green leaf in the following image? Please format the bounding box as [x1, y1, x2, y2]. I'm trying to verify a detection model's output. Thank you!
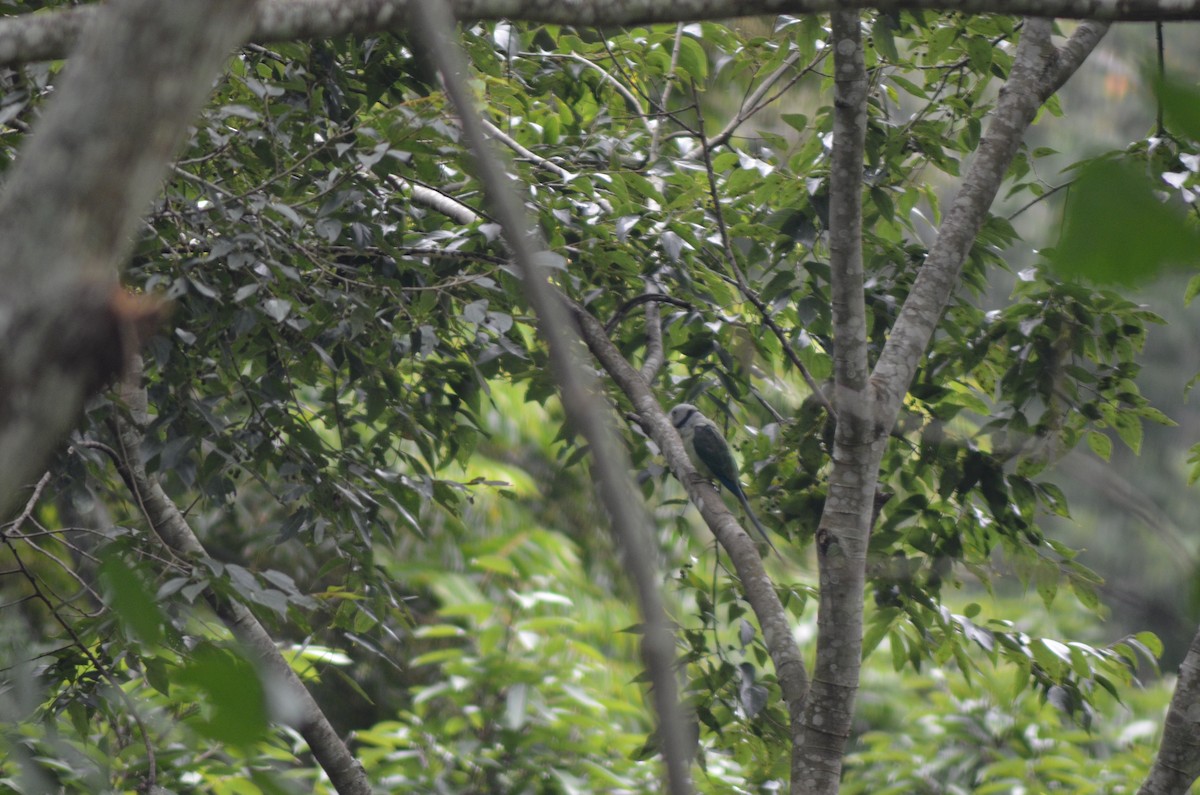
[1035, 560, 1059, 607]
[1155, 72, 1200, 140]
[1184, 273, 1200, 306]
[781, 113, 808, 133]
[676, 36, 708, 80]
[965, 37, 992, 73]
[1113, 411, 1143, 454]
[1085, 430, 1112, 461]
[176, 643, 269, 746]
[863, 612, 896, 659]
[99, 553, 165, 645]
[872, 18, 900, 63]
[1050, 158, 1200, 285]
[1133, 631, 1164, 660]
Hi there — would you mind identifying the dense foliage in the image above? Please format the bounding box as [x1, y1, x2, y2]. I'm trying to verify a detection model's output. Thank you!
[1, 6, 1198, 793]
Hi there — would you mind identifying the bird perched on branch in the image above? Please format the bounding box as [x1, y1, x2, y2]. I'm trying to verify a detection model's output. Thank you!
[669, 403, 778, 555]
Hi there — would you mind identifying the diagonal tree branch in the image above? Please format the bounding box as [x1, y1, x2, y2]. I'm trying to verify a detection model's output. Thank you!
[112, 365, 373, 795]
[870, 19, 1104, 427]
[570, 302, 812, 742]
[0, 0, 257, 519]
[406, 3, 694, 791]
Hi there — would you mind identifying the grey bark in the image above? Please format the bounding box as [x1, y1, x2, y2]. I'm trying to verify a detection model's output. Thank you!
[407, 2, 694, 791]
[792, 12, 879, 793]
[0, 0, 257, 518]
[785, 15, 1109, 794]
[0, 0, 1195, 69]
[1140, 622, 1200, 793]
[113, 367, 373, 795]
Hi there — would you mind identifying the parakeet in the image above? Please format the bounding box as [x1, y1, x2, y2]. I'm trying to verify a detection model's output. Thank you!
[669, 403, 778, 555]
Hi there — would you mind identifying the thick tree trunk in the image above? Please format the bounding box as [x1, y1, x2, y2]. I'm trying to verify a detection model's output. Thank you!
[0, 0, 257, 518]
[1140, 624, 1200, 794]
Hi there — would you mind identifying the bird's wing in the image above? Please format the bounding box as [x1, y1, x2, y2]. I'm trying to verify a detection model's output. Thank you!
[691, 422, 741, 494]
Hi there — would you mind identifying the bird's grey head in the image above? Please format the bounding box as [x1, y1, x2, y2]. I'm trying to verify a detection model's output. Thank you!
[669, 403, 700, 430]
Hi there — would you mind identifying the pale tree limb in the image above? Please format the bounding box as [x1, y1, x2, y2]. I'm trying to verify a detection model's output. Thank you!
[0, 0, 1194, 70]
[387, 174, 482, 224]
[570, 302, 812, 750]
[871, 19, 1107, 425]
[112, 365, 372, 795]
[1140, 622, 1200, 794]
[793, 11, 876, 793]
[482, 119, 577, 181]
[407, 3, 694, 792]
[639, 282, 666, 383]
[0, 0, 257, 519]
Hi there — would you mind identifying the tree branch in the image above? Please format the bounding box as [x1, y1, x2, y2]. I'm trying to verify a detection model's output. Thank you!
[482, 119, 576, 181]
[0, 0, 1190, 69]
[870, 19, 1103, 426]
[0, 0, 255, 519]
[794, 11, 877, 793]
[1140, 621, 1200, 794]
[387, 174, 481, 224]
[407, 3, 694, 791]
[638, 283, 668, 382]
[112, 365, 373, 795]
[570, 302, 812, 745]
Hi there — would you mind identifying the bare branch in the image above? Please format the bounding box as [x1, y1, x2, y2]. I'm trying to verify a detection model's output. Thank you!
[388, 174, 482, 224]
[571, 301, 812, 744]
[1, 472, 50, 536]
[0, 0, 1190, 69]
[407, 3, 694, 791]
[111, 364, 373, 795]
[482, 119, 576, 181]
[870, 19, 1103, 426]
[639, 283, 667, 383]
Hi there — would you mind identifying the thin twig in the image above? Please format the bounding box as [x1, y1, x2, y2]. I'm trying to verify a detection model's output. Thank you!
[481, 118, 575, 181]
[604, 292, 695, 335]
[682, 47, 828, 159]
[649, 24, 685, 160]
[1006, 180, 1070, 221]
[1, 471, 51, 535]
[2, 473, 159, 790]
[688, 82, 835, 416]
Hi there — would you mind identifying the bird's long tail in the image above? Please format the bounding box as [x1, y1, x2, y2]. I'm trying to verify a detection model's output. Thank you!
[735, 490, 779, 556]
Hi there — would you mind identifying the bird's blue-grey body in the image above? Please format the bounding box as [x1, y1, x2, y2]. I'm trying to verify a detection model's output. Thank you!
[669, 403, 778, 554]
